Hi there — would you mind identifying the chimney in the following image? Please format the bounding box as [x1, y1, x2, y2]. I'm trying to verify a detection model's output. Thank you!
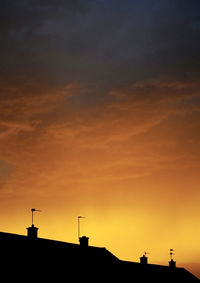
[79, 236, 89, 247]
[27, 224, 39, 239]
[140, 255, 148, 264]
[169, 259, 176, 268]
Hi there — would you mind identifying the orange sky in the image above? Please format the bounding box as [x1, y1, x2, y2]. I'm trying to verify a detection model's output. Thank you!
[0, 78, 199, 277]
[0, 0, 200, 279]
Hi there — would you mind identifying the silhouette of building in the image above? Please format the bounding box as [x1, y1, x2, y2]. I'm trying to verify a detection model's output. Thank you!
[0, 225, 199, 283]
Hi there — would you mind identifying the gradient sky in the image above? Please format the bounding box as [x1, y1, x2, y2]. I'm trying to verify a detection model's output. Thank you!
[0, 0, 200, 277]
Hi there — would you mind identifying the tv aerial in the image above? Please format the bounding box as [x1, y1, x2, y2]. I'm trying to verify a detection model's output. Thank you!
[78, 216, 85, 241]
[143, 251, 150, 257]
[170, 249, 175, 260]
[31, 208, 41, 226]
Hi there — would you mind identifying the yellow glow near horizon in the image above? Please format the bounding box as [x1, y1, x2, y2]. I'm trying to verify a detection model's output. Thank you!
[0, 79, 200, 279]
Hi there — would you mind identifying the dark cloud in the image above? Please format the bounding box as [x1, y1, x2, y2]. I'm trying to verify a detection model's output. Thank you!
[0, 0, 200, 104]
[0, 0, 92, 30]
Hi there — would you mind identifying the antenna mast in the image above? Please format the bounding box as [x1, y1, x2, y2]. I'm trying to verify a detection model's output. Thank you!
[170, 249, 175, 260]
[31, 208, 41, 226]
[78, 216, 85, 241]
[144, 251, 150, 257]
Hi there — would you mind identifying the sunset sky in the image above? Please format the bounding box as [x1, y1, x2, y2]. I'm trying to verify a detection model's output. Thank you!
[0, 0, 200, 277]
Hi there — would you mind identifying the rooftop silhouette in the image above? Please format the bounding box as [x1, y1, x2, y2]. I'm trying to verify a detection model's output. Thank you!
[0, 220, 199, 282]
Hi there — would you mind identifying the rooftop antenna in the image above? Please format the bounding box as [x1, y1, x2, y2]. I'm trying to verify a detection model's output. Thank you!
[170, 249, 175, 260]
[31, 208, 41, 226]
[140, 251, 150, 264]
[169, 249, 176, 268]
[78, 216, 85, 241]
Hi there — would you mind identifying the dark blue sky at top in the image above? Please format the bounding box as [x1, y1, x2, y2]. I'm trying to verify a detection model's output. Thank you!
[0, 0, 200, 105]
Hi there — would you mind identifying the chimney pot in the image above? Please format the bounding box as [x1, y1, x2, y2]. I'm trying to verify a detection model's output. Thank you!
[169, 259, 176, 268]
[27, 224, 38, 239]
[79, 236, 89, 247]
[140, 255, 148, 264]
